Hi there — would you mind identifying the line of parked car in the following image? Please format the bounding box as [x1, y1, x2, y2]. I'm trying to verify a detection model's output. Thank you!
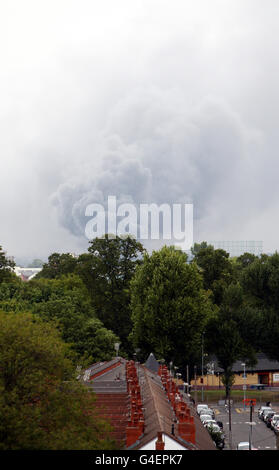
[258, 405, 279, 434]
[235, 404, 279, 450]
[196, 404, 225, 449]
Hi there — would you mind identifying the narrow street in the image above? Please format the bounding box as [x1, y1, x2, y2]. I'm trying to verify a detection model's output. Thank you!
[211, 403, 279, 450]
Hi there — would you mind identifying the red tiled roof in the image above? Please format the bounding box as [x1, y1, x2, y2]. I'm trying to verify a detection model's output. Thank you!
[95, 393, 129, 447]
[84, 357, 216, 450]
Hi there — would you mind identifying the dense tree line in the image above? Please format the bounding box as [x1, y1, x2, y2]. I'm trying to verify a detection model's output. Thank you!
[191, 243, 279, 396]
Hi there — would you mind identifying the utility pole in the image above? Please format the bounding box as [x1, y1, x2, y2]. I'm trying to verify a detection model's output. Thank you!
[201, 332, 204, 402]
[186, 365, 189, 394]
[194, 365, 197, 405]
[228, 389, 232, 450]
[242, 363, 246, 409]
[249, 400, 253, 451]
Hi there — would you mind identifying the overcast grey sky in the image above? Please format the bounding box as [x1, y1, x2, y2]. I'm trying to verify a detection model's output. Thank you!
[1, 0, 279, 261]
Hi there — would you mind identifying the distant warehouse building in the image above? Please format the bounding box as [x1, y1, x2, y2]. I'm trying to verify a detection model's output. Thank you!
[192, 353, 279, 390]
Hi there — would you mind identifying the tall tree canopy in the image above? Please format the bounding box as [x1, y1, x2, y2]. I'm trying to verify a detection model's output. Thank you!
[0, 311, 116, 450]
[205, 283, 259, 397]
[76, 235, 145, 354]
[0, 274, 119, 365]
[240, 252, 279, 361]
[191, 243, 234, 305]
[37, 252, 78, 279]
[130, 246, 216, 368]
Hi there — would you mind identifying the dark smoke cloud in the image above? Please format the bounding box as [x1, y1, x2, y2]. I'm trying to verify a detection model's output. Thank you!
[51, 89, 265, 245]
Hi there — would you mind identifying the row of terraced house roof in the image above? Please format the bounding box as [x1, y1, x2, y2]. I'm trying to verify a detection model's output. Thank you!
[82, 354, 216, 450]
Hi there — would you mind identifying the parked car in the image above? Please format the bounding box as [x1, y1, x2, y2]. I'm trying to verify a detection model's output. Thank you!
[274, 422, 279, 435]
[262, 409, 274, 423]
[197, 404, 209, 415]
[258, 406, 272, 419]
[200, 414, 214, 424]
[271, 414, 279, 430]
[263, 411, 275, 427]
[200, 408, 215, 419]
[250, 384, 266, 390]
[207, 423, 225, 449]
[265, 412, 275, 427]
[203, 419, 217, 428]
[261, 408, 273, 421]
[203, 418, 220, 427]
[236, 441, 258, 450]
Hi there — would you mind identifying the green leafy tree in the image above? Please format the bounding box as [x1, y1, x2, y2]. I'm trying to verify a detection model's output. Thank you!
[74, 317, 120, 362]
[76, 235, 145, 354]
[236, 252, 257, 269]
[258, 307, 279, 361]
[37, 253, 78, 279]
[0, 311, 117, 450]
[0, 274, 119, 365]
[191, 244, 234, 305]
[240, 254, 272, 307]
[205, 283, 258, 398]
[240, 252, 279, 361]
[130, 246, 216, 368]
[191, 241, 210, 257]
[0, 246, 15, 284]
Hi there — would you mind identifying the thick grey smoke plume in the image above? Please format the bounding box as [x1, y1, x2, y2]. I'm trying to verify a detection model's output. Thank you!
[51, 89, 264, 245]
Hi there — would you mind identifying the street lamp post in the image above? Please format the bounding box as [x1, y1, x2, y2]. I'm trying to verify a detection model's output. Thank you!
[217, 372, 220, 389]
[249, 400, 254, 450]
[133, 348, 141, 377]
[201, 332, 204, 402]
[212, 362, 215, 387]
[242, 363, 246, 409]
[114, 342, 120, 357]
[194, 365, 197, 405]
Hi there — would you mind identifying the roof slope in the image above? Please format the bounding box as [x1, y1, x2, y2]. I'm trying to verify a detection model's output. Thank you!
[214, 352, 279, 373]
[133, 365, 215, 450]
[95, 393, 129, 447]
[134, 366, 181, 448]
[83, 357, 216, 450]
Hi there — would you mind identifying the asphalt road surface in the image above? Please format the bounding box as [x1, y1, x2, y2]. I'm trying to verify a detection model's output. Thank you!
[211, 403, 279, 450]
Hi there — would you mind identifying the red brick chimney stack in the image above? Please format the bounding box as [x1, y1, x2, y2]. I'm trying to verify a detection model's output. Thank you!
[155, 431, 165, 450]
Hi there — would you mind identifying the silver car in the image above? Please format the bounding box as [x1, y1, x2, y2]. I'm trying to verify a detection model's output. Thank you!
[197, 404, 209, 415]
[262, 408, 274, 422]
[200, 408, 215, 419]
[237, 441, 258, 450]
[258, 406, 272, 419]
[271, 414, 279, 430]
[203, 419, 217, 428]
[200, 414, 214, 424]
